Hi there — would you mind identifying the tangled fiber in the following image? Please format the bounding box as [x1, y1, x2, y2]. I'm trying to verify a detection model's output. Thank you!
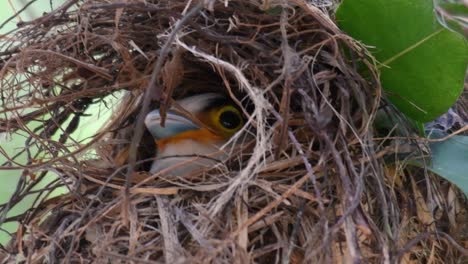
[0, 0, 467, 263]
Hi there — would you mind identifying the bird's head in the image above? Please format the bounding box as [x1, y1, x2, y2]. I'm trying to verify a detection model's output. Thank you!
[144, 93, 245, 174]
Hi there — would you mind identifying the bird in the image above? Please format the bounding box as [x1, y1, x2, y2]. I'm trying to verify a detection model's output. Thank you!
[144, 93, 245, 176]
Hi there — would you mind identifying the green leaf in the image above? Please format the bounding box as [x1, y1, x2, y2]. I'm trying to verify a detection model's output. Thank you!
[336, 0, 468, 122]
[439, 3, 468, 16]
[413, 133, 468, 197]
[437, 3, 468, 37]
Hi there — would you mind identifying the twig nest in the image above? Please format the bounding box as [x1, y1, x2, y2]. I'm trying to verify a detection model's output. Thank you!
[0, 0, 466, 263]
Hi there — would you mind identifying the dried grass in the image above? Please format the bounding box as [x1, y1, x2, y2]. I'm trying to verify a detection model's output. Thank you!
[0, 0, 466, 263]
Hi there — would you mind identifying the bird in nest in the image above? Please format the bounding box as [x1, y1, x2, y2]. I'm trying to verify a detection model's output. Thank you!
[144, 93, 245, 176]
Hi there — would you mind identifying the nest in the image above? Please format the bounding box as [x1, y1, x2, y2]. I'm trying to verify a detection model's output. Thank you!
[0, 0, 467, 263]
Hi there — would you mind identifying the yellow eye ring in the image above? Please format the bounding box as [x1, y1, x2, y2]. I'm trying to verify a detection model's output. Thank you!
[213, 105, 244, 134]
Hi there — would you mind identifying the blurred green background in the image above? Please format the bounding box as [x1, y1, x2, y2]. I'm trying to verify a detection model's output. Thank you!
[0, 0, 118, 246]
[0, 0, 57, 246]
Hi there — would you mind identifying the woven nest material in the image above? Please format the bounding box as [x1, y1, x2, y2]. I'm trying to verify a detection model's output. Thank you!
[0, 0, 467, 263]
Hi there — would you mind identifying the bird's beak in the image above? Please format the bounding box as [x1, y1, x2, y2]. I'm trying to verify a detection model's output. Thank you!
[144, 109, 199, 139]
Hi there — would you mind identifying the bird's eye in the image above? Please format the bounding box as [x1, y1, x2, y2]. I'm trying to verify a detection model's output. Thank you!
[216, 105, 243, 132]
[219, 110, 241, 129]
